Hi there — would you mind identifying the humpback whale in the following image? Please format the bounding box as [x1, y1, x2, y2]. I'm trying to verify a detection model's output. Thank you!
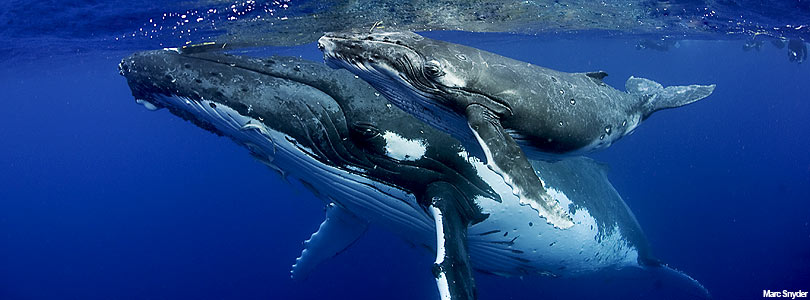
[119, 48, 708, 300]
[318, 31, 716, 230]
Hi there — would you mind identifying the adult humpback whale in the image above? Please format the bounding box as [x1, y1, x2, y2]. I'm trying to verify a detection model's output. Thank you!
[119, 48, 708, 300]
[318, 31, 716, 230]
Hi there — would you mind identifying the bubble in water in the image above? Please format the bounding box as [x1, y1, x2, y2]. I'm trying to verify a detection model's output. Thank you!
[604, 125, 612, 135]
[569, 99, 576, 105]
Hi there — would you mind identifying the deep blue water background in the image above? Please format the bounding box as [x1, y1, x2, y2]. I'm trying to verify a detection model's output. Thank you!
[1, 2, 809, 300]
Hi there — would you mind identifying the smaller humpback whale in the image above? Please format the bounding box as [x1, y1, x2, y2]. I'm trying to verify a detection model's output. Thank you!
[318, 31, 716, 230]
[119, 49, 709, 300]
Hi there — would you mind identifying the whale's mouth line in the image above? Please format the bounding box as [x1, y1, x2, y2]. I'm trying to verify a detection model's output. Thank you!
[171, 52, 318, 92]
[320, 36, 450, 107]
[321, 35, 422, 55]
[320, 35, 427, 81]
[144, 50, 363, 133]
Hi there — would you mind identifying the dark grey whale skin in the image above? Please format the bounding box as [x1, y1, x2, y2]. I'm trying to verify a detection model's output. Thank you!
[318, 31, 716, 155]
[121, 49, 495, 299]
[318, 31, 716, 232]
[118, 49, 705, 300]
[120, 50, 498, 212]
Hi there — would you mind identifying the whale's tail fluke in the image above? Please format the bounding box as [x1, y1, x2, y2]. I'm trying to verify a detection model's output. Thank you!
[626, 76, 716, 119]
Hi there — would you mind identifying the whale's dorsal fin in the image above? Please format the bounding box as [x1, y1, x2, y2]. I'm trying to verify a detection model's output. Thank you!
[586, 71, 608, 81]
[291, 202, 368, 280]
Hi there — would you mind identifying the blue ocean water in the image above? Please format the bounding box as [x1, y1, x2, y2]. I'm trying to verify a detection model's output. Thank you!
[1, 1, 809, 300]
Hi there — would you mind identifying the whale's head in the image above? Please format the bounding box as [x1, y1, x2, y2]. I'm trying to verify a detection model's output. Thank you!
[118, 48, 380, 172]
[319, 31, 439, 94]
[118, 49, 322, 135]
[118, 48, 498, 204]
[318, 31, 511, 153]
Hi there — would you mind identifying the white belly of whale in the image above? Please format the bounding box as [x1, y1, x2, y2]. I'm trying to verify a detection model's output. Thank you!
[146, 94, 640, 277]
[461, 151, 640, 276]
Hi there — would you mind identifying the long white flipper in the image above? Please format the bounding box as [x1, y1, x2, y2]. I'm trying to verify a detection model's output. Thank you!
[426, 182, 477, 300]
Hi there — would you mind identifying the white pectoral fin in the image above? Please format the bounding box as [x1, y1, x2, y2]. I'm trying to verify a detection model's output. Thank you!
[465, 104, 573, 229]
[426, 182, 476, 300]
[291, 203, 368, 280]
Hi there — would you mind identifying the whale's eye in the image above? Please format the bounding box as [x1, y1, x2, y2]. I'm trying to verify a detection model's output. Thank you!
[350, 122, 388, 154]
[350, 122, 381, 141]
[423, 60, 444, 77]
